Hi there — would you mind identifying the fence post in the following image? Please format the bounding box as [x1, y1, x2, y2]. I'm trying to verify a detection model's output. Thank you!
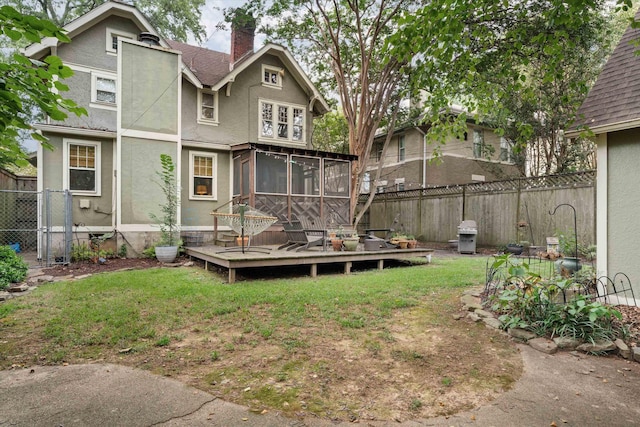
[64, 190, 73, 264]
[516, 177, 522, 241]
[45, 189, 51, 266]
[461, 184, 466, 221]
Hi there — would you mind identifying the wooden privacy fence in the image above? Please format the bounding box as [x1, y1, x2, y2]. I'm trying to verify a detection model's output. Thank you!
[359, 171, 596, 247]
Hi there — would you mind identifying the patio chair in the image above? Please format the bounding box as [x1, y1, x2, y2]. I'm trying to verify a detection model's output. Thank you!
[295, 216, 328, 252]
[277, 217, 309, 251]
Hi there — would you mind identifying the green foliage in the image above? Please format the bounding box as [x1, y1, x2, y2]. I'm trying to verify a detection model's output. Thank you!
[0, 245, 28, 290]
[118, 244, 127, 258]
[7, 0, 206, 43]
[70, 242, 115, 262]
[556, 231, 594, 258]
[311, 110, 349, 153]
[389, 0, 627, 175]
[149, 154, 179, 246]
[0, 5, 86, 168]
[490, 254, 622, 342]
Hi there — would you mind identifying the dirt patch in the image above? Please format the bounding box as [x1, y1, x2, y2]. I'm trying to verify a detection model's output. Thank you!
[40, 257, 166, 277]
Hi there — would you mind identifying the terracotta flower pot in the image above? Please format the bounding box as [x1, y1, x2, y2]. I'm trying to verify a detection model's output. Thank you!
[331, 239, 343, 251]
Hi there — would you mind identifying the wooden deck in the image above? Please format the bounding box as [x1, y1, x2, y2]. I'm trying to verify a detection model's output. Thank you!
[184, 244, 434, 283]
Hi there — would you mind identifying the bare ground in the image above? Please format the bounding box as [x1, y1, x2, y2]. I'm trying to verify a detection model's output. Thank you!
[28, 255, 640, 423]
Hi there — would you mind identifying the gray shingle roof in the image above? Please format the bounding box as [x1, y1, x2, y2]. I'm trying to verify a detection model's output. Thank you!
[572, 11, 640, 133]
[166, 40, 231, 87]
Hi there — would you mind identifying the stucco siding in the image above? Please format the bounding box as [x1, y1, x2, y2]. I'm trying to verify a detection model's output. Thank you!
[120, 138, 176, 224]
[51, 70, 117, 130]
[180, 148, 231, 227]
[56, 17, 129, 70]
[120, 42, 179, 135]
[607, 129, 640, 298]
[41, 133, 114, 227]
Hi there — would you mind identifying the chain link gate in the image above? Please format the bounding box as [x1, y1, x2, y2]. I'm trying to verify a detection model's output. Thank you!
[41, 189, 73, 266]
[0, 189, 72, 266]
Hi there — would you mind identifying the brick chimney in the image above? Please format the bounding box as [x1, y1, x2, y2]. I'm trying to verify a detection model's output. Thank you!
[230, 17, 255, 69]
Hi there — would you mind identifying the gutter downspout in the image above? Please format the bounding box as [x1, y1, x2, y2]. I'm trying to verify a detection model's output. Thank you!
[416, 127, 427, 188]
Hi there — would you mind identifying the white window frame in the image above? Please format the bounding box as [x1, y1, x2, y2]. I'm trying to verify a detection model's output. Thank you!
[91, 71, 117, 111]
[197, 89, 219, 125]
[500, 137, 513, 163]
[106, 28, 136, 55]
[259, 99, 306, 144]
[189, 151, 217, 201]
[261, 65, 283, 89]
[398, 135, 406, 162]
[63, 139, 101, 196]
[473, 129, 484, 158]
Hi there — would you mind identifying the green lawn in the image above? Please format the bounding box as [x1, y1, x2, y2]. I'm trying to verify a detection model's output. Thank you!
[0, 256, 521, 421]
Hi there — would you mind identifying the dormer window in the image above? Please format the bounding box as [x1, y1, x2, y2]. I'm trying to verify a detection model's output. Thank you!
[106, 28, 135, 54]
[197, 89, 218, 125]
[262, 65, 282, 88]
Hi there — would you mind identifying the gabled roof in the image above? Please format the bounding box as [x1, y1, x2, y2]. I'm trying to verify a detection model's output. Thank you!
[24, 1, 329, 115]
[23, 1, 165, 57]
[569, 8, 640, 136]
[169, 40, 329, 115]
[166, 40, 230, 87]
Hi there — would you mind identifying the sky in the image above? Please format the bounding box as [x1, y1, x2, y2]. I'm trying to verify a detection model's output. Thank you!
[197, 0, 267, 53]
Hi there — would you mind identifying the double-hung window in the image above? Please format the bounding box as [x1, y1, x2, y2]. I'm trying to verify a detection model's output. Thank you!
[260, 100, 305, 143]
[500, 137, 513, 162]
[190, 152, 216, 200]
[473, 129, 484, 158]
[91, 71, 117, 110]
[198, 89, 218, 125]
[398, 135, 406, 162]
[64, 140, 100, 195]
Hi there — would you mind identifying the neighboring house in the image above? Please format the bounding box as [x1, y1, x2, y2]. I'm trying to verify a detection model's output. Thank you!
[24, 1, 354, 252]
[567, 11, 640, 305]
[367, 117, 520, 192]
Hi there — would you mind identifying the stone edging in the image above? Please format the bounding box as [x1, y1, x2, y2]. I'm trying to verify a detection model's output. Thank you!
[458, 287, 640, 363]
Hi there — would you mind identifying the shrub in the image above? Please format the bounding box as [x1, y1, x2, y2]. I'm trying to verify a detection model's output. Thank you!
[489, 254, 622, 342]
[0, 245, 28, 290]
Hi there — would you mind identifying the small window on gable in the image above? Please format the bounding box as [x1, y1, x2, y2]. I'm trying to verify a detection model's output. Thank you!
[198, 89, 218, 125]
[262, 65, 282, 88]
[63, 139, 101, 196]
[190, 152, 217, 200]
[91, 71, 117, 110]
[106, 28, 135, 54]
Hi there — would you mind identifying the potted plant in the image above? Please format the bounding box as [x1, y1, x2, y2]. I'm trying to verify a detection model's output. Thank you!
[505, 242, 523, 255]
[555, 232, 582, 275]
[150, 154, 181, 263]
[342, 232, 359, 251]
[406, 235, 418, 249]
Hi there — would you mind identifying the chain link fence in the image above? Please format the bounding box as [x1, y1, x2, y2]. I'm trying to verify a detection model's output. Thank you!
[0, 189, 72, 266]
[0, 190, 39, 253]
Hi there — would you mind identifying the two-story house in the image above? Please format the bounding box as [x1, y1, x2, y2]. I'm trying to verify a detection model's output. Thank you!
[25, 1, 355, 254]
[368, 115, 520, 192]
